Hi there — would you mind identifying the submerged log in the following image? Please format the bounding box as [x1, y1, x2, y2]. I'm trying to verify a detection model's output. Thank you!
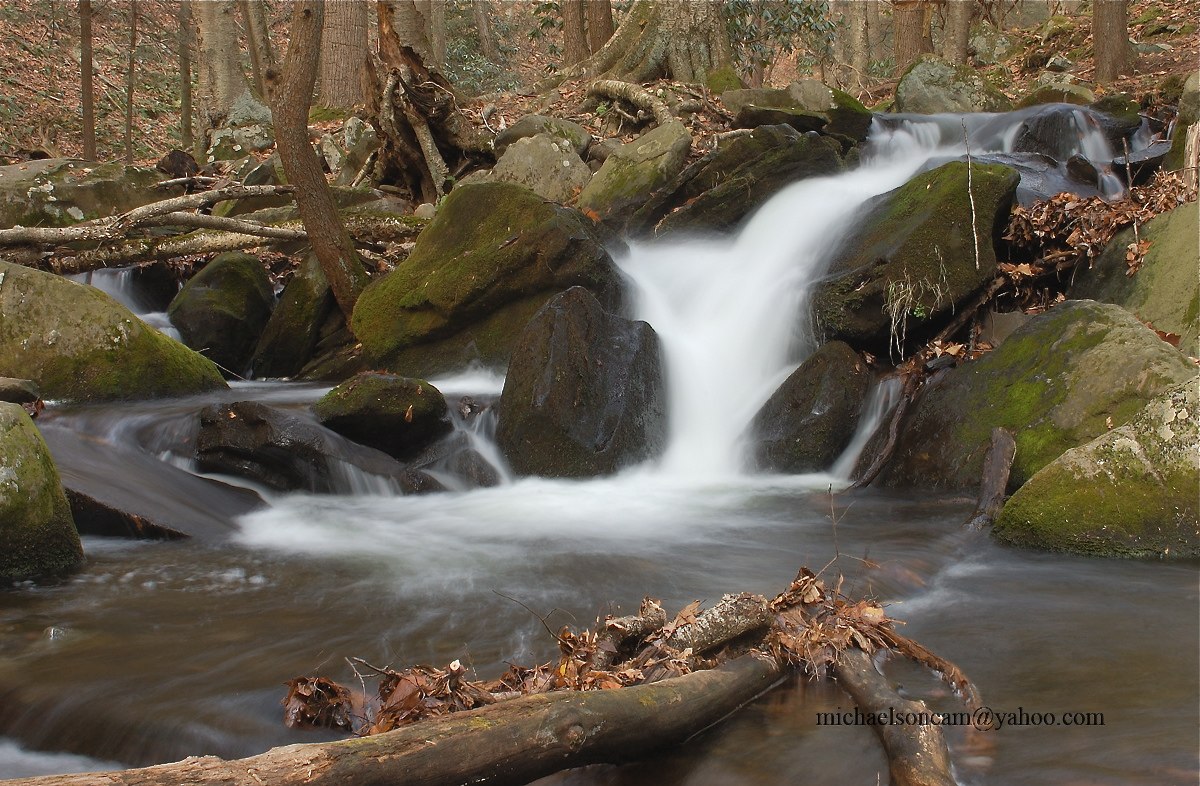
[965, 427, 1017, 530]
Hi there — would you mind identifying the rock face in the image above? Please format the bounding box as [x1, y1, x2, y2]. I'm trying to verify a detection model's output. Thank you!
[196, 401, 441, 495]
[0, 159, 177, 229]
[994, 376, 1200, 558]
[1071, 204, 1200, 357]
[168, 252, 275, 376]
[314, 373, 453, 461]
[577, 121, 692, 227]
[750, 341, 871, 473]
[484, 134, 592, 203]
[493, 115, 592, 159]
[883, 300, 1198, 490]
[0, 403, 83, 583]
[629, 125, 843, 237]
[895, 56, 1013, 114]
[350, 182, 621, 378]
[497, 287, 667, 478]
[0, 261, 226, 402]
[813, 161, 1020, 356]
[251, 254, 336, 379]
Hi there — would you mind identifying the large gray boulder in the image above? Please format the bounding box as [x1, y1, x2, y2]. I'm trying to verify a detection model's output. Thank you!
[497, 287, 667, 478]
[0, 159, 177, 229]
[0, 403, 83, 583]
[883, 300, 1198, 490]
[251, 253, 336, 379]
[350, 182, 621, 378]
[750, 341, 871, 473]
[493, 115, 592, 159]
[168, 252, 275, 377]
[483, 134, 592, 203]
[577, 122, 692, 227]
[812, 161, 1020, 356]
[894, 55, 1013, 114]
[1070, 204, 1200, 357]
[0, 261, 226, 403]
[994, 376, 1200, 558]
[313, 372, 453, 461]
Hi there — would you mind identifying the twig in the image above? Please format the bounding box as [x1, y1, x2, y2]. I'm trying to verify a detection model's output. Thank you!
[963, 119, 980, 270]
[492, 590, 574, 648]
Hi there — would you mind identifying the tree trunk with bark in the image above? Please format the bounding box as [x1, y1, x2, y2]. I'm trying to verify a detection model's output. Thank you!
[473, 0, 499, 61]
[319, 0, 369, 108]
[844, 0, 870, 89]
[893, 0, 934, 75]
[563, 0, 590, 66]
[940, 0, 972, 64]
[268, 2, 371, 320]
[415, 0, 447, 70]
[586, 0, 615, 54]
[239, 0, 276, 99]
[194, 0, 251, 133]
[178, 0, 194, 155]
[79, 0, 96, 160]
[1093, 0, 1130, 84]
[124, 0, 138, 164]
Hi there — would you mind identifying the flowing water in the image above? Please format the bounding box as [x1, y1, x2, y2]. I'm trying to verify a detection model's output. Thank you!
[2, 109, 1196, 784]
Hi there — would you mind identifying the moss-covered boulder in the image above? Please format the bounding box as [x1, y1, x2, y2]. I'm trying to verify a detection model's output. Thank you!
[750, 341, 871, 473]
[350, 182, 621, 377]
[251, 253, 336, 379]
[313, 372, 453, 461]
[577, 121, 692, 228]
[168, 252, 275, 377]
[629, 125, 843, 237]
[494, 115, 592, 159]
[0, 261, 226, 402]
[1165, 70, 1199, 175]
[497, 287, 667, 478]
[883, 300, 1198, 490]
[0, 159, 177, 230]
[812, 161, 1020, 356]
[0, 378, 38, 404]
[994, 376, 1200, 558]
[786, 80, 875, 143]
[1070, 204, 1200, 357]
[894, 56, 1013, 114]
[0, 403, 83, 583]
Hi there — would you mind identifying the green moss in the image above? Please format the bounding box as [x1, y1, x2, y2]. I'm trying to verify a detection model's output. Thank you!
[705, 66, 744, 93]
[308, 106, 350, 123]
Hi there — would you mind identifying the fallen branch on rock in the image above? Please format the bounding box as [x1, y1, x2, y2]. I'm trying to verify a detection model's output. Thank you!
[0, 567, 976, 786]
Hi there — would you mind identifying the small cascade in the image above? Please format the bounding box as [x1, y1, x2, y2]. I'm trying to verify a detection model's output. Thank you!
[69, 267, 180, 340]
[830, 376, 904, 481]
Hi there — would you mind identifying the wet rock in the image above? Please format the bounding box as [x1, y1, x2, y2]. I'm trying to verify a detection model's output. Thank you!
[196, 401, 442, 494]
[1112, 140, 1173, 186]
[577, 121, 692, 229]
[0, 261, 226, 403]
[750, 341, 871, 473]
[0, 378, 39, 404]
[168, 252, 275, 377]
[894, 55, 1013, 114]
[494, 115, 592, 159]
[1165, 70, 1199, 172]
[0, 403, 83, 583]
[1012, 104, 1114, 162]
[350, 182, 621, 377]
[251, 253, 336, 379]
[630, 125, 842, 237]
[812, 161, 1020, 357]
[0, 158, 179, 230]
[313, 372, 453, 461]
[994, 376, 1200, 558]
[497, 287, 667, 478]
[882, 301, 1198, 490]
[1070, 204, 1200, 357]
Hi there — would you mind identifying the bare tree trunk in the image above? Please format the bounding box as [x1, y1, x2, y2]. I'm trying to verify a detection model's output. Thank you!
[320, 0, 369, 108]
[893, 0, 933, 75]
[415, 0, 446, 70]
[391, 0, 436, 64]
[240, 0, 276, 100]
[586, 0, 614, 54]
[473, 0, 499, 61]
[124, 0, 138, 164]
[563, 0, 589, 66]
[79, 0, 96, 160]
[866, 0, 883, 64]
[195, 0, 251, 133]
[1093, 0, 1130, 84]
[844, 0, 869, 89]
[178, 0, 194, 155]
[268, 1, 371, 320]
[941, 0, 972, 64]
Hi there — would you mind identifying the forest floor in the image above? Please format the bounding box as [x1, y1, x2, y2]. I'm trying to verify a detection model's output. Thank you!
[0, 0, 1195, 167]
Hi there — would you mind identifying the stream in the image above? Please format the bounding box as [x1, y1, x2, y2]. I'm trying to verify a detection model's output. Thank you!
[1, 105, 1197, 784]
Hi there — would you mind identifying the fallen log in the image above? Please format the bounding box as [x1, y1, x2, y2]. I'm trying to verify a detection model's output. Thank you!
[964, 427, 1016, 530]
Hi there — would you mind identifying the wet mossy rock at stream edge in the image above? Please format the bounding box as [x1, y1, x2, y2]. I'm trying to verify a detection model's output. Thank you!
[168, 252, 276, 377]
[0, 261, 227, 403]
[252, 253, 336, 379]
[497, 287, 667, 478]
[751, 341, 871, 473]
[812, 161, 1020, 356]
[1070, 203, 1200, 358]
[576, 121, 692, 229]
[350, 182, 621, 378]
[994, 376, 1200, 558]
[0, 403, 84, 583]
[882, 300, 1198, 491]
[313, 372, 453, 462]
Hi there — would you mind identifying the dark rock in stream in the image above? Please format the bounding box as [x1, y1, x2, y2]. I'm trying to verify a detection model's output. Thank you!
[313, 372, 453, 461]
[196, 401, 443, 494]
